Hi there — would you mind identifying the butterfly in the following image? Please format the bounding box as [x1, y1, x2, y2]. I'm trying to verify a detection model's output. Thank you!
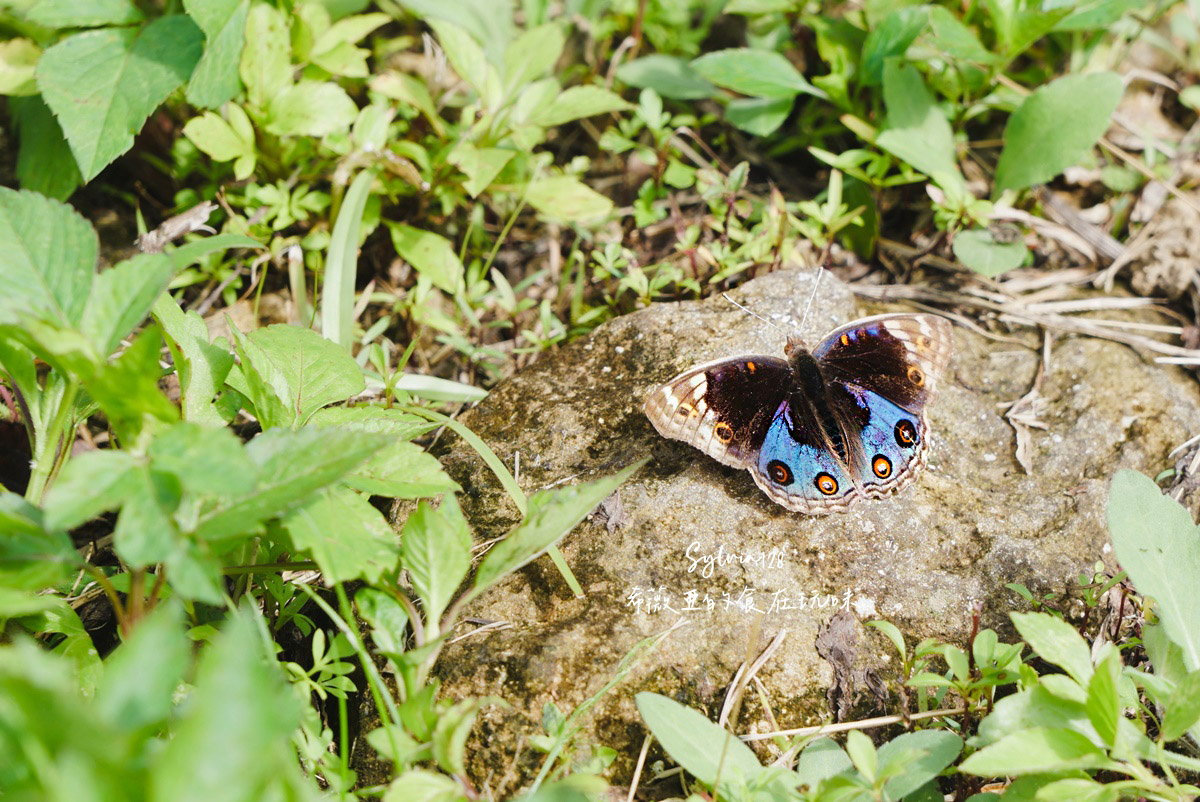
[644, 314, 953, 514]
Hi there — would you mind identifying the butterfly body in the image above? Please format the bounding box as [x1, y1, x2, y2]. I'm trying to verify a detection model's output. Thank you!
[644, 314, 953, 514]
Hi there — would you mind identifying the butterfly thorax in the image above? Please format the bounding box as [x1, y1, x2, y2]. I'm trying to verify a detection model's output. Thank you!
[785, 346, 858, 466]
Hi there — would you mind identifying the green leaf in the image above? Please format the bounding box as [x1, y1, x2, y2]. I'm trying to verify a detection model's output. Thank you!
[446, 143, 515, 198]
[382, 769, 460, 802]
[0, 38, 39, 95]
[36, 601, 102, 693]
[96, 602, 188, 730]
[113, 465, 181, 567]
[344, 440, 460, 498]
[229, 323, 365, 429]
[427, 19, 488, 95]
[166, 232, 263, 272]
[356, 587, 409, 656]
[1162, 669, 1200, 742]
[691, 47, 818, 99]
[150, 612, 301, 802]
[1053, 0, 1145, 31]
[322, 169, 375, 349]
[503, 22, 564, 91]
[148, 422, 256, 497]
[266, 81, 358, 136]
[0, 492, 77, 590]
[83, 327, 179, 445]
[615, 54, 715, 100]
[1085, 649, 1121, 747]
[725, 95, 793, 136]
[431, 699, 480, 777]
[470, 460, 644, 599]
[635, 692, 762, 795]
[310, 12, 388, 77]
[845, 729, 877, 781]
[27, 0, 143, 28]
[194, 428, 384, 542]
[387, 223, 465, 294]
[867, 619, 906, 659]
[239, 2, 291, 108]
[11, 95, 82, 201]
[529, 85, 631, 127]
[0, 187, 97, 330]
[284, 488, 399, 584]
[876, 61, 963, 192]
[1107, 470, 1200, 671]
[401, 497, 471, 626]
[952, 228, 1028, 277]
[1032, 777, 1119, 802]
[184, 0, 249, 108]
[307, 405, 439, 440]
[993, 72, 1123, 194]
[183, 109, 256, 175]
[795, 737, 853, 787]
[153, 295, 235, 427]
[1011, 612, 1094, 686]
[42, 450, 137, 532]
[81, 253, 175, 357]
[959, 728, 1108, 775]
[36, 16, 204, 182]
[524, 175, 612, 223]
[861, 6, 928, 86]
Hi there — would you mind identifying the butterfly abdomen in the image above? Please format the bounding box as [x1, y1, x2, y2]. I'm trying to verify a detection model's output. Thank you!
[787, 349, 858, 467]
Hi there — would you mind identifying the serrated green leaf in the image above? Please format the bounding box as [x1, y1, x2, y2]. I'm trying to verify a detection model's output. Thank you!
[401, 497, 471, 627]
[266, 81, 358, 136]
[81, 253, 175, 357]
[285, 488, 398, 584]
[239, 2, 290, 108]
[307, 406, 439, 440]
[41, 450, 137, 532]
[994, 72, 1123, 194]
[113, 465, 181, 567]
[184, 0, 248, 108]
[36, 16, 203, 181]
[344, 440, 460, 498]
[11, 95, 82, 201]
[83, 328, 179, 445]
[153, 294, 235, 427]
[387, 223, 464, 294]
[148, 422, 256, 497]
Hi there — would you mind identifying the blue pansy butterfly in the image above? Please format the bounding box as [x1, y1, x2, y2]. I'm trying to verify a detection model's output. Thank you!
[644, 314, 953, 514]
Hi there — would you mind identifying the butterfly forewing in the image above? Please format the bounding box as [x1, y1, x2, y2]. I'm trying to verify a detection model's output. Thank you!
[644, 356, 790, 469]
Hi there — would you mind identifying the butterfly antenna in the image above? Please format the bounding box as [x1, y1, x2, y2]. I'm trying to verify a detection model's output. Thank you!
[722, 293, 787, 334]
[797, 266, 824, 331]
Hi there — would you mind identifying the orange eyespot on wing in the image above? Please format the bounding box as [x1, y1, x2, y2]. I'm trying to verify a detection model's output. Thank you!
[872, 455, 892, 478]
[714, 422, 734, 443]
[814, 472, 839, 495]
[907, 365, 924, 386]
[767, 459, 794, 485]
[894, 419, 917, 447]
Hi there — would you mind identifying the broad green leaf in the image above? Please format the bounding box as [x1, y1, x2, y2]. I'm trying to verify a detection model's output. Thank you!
[861, 6, 928, 86]
[615, 54, 715, 100]
[11, 95, 82, 200]
[1032, 777, 1119, 802]
[239, 2, 291, 108]
[322, 168, 375, 349]
[725, 95, 793, 136]
[878, 729, 962, 799]
[382, 769, 460, 802]
[470, 459, 644, 598]
[148, 422, 256, 497]
[1162, 669, 1200, 742]
[183, 110, 256, 174]
[635, 692, 762, 795]
[1053, 0, 1144, 31]
[959, 728, 1108, 775]
[36, 601, 102, 694]
[113, 465, 181, 567]
[447, 143, 515, 198]
[1085, 650, 1121, 747]
[83, 328, 179, 445]
[1108, 470, 1200, 671]
[925, 6, 994, 64]
[0, 187, 96, 329]
[0, 492, 76, 590]
[845, 729, 877, 781]
[387, 223, 464, 294]
[401, 497, 471, 626]
[691, 47, 818, 99]
[876, 61, 963, 192]
[396, 0, 513, 62]
[795, 737, 853, 787]
[184, 0, 248, 108]
[36, 16, 204, 181]
[344, 440, 460, 498]
[153, 295, 235, 427]
[81, 253, 175, 357]
[96, 602, 188, 730]
[430, 699, 479, 777]
[353, 102, 393, 151]
[150, 612, 301, 802]
[163, 538, 224, 604]
[502, 22, 564, 91]
[356, 587, 409, 655]
[952, 228, 1028, 277]
[309, 12, 387, 76]
[427, 19, 488, 95]
[993, 72, 1123, 194]
[1011, 612, 1094, 686]
[370, 71, 444, 135]
[307, 405, 439, 440]
[524, 175, 612, 223]
[529, 85, 631, 127]
[42, 450, 137, 532]
[0, 38, 39, 95]
[27, 0, 143, 28]
[284, 488, 399, 584]
[193, 427, 385, 542]
[229, 323, 365, 429]
[266, 81, 358, 136]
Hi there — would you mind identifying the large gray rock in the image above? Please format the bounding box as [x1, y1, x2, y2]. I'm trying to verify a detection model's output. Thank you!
[378, 269, 1200, 792]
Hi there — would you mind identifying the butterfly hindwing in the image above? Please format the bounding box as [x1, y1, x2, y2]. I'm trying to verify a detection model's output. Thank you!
[643, 356, 790, 468]
[834, 383, 929, 498]
[749, 400, 861, 513]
